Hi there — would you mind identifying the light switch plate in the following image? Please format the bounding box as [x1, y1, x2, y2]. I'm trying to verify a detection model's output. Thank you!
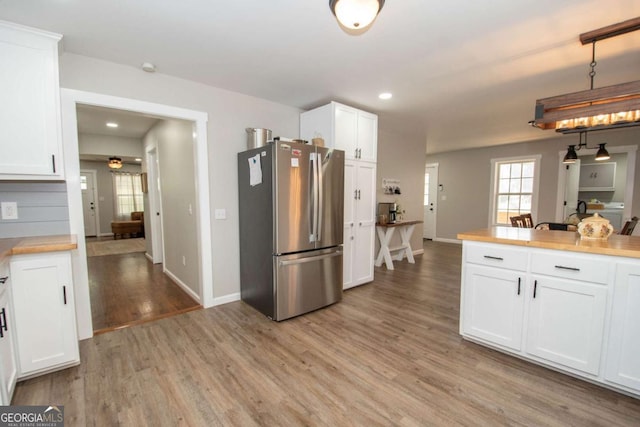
[1, 202, 18, 220]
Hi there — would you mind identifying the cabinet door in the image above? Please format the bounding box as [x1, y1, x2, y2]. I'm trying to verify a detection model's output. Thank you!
[342, 224, 355, 289]
[0, 278, 17, 405]
[10, 252, 79, 377]
[334, 104, 358, 159]
[605, 262, 640, 391]
[0, 23, 63, 179]
[462, 264, 525, 350]
[356, 111, 378, 162]
[353, 222, 375, 286]
[526, 276, 606, 375]
[355, 162, 376, 225]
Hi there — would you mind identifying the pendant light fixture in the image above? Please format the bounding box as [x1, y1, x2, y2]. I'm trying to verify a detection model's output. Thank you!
[329, 0, 385, 30]
[562, 132, 610, 164]
[108, 157, 123, 169]
[530, 17, 640, 133]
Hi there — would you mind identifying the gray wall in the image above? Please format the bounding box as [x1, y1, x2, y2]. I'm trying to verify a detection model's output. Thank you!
[426, 127, 640, 240]
[79, 134, 144, 159]
[59, 52, 302, 300]
[578, 152, 628, 203]
[0, 182, 69, 237]
[79, 159, 142, 235]
[376, 126, 426, 252]
[147, 119, 200, 296]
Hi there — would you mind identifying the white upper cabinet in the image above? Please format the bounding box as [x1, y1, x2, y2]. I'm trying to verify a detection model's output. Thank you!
[0, 21, 64, 179]
[301, 101, 378, 162]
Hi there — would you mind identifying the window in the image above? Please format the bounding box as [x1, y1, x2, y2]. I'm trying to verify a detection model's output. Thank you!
[113, 172, 143, 220]
[490, 155, 541, 226]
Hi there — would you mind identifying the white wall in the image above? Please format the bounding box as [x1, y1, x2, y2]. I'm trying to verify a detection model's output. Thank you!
[60, 53, 301, 300]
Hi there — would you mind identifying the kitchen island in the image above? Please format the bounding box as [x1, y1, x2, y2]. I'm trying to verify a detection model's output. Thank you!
[458, 227, 640, 399]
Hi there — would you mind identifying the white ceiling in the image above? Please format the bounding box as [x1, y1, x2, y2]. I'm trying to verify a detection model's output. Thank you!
[1, 0, 639, 154]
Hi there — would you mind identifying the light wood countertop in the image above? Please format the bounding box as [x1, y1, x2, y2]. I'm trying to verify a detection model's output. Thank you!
[458, 227, 640, 259]
[0, 235, 77, 262]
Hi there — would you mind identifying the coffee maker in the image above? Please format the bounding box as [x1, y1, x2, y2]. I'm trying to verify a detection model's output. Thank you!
[378, 202, 398, 224]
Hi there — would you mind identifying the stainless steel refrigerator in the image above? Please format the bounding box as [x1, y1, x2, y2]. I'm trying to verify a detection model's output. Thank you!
[238, 142, 344, 321]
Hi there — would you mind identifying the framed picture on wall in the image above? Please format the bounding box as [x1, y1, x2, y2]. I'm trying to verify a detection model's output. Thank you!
[141, 172, 148, 193]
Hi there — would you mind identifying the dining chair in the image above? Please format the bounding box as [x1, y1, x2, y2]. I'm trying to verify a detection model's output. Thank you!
[620, 216, 638, 236]
[510, 214, 534, 228]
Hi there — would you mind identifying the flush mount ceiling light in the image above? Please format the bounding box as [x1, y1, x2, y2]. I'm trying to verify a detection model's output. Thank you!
[530, 17, 640, 134]
[329, 0, 385, 30]
[562, 132, 610, 164]
[106, 122, 118, 128]
[108, 156, 123, 169]
[378, 92, 392, 100]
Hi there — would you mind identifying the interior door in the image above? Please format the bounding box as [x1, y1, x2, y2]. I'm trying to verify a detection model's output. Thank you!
[80, 170, 98, 237]
[563, 159, 581, 220]
[147, 147, 164, 264]
[423, 163, 438, 239]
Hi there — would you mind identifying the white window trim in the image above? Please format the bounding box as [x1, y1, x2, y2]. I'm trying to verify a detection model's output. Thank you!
[488, 154, 542, 228]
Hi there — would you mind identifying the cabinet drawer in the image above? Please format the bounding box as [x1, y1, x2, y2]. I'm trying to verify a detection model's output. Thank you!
[465, 242, 528, 271]
[531, 251, 611, 284]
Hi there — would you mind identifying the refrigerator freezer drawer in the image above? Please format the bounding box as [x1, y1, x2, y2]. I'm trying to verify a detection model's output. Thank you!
[274, 248, 343, 321]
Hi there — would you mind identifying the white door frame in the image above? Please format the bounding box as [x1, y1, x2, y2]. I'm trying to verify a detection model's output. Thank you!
[146, 146, 164, 264]
[61, 88, 212, 340]
[555, 145, 637, 223]
[79, 169, 99, 237]
[423, 163, 438, 239]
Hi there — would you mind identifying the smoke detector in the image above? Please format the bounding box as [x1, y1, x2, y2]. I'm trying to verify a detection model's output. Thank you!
[141, 62, 156, 73]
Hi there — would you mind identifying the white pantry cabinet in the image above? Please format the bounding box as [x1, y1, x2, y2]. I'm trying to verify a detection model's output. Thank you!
[605, 262, 640, 391]
[0, 260, 17, 405]
[343, 160, 377, 289]
[10, 252, 79, 378]
[301, 102, 378, 289]
[300, 101, 378, 162]
[0, 21, 64, 179]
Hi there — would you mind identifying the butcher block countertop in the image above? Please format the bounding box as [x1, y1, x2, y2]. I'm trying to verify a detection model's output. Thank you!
[0, 235, 77, 262]
[458, 227, 640, 259]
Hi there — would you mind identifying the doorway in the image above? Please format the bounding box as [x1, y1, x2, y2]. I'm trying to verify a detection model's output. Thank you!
[80, 170, 99, 237]
[60, 89, 212, 340]
[423, 163, 438, 239]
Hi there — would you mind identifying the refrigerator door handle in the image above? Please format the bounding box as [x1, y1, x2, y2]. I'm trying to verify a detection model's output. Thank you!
[279, 250, 343, 267]
[316, 152, 323, 243]
[309, 153, 318, 242]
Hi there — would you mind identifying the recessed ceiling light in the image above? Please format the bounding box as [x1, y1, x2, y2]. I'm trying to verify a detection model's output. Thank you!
[135, 158, 142, 162]
[106, 122, 118, 128]
[378, 92, 392, 100]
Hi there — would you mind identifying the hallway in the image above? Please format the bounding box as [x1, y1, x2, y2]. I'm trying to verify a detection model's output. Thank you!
[88, 251, 201, 334]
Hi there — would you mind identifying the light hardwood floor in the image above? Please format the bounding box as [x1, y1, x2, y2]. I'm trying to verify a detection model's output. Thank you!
[12, 241, 640, 426]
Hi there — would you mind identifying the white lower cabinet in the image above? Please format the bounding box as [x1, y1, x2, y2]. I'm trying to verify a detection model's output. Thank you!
[462, 264, 524, 351]
[10, 252, 79, 378]
[460, 241, 640, 397]
[526, 276, 607, 375]
[605, 262, 640, 391]
[0, 261, 18, 405]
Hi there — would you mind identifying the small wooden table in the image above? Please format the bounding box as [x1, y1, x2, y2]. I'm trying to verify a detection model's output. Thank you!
[375, 220, 423, 270]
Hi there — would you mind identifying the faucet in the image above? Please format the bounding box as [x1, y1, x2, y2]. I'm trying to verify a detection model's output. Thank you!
[577, 200, 587, 214]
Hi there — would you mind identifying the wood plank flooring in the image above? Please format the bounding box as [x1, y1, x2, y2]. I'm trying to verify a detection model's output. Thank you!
[88, 252, 200, 334]
[13, 241, 640, 426]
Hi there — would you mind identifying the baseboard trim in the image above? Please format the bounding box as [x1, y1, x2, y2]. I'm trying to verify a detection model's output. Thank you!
[163, 268, 201, 303]
[413, 248, 424, 256]
[213, 293, 241, 306]
[145, 252, 153, 262]
[433, 237, 461, 244]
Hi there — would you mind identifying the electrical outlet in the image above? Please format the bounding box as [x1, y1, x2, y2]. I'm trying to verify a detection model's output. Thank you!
[214, 208, 226, 220]
[1, 202, 18, 220]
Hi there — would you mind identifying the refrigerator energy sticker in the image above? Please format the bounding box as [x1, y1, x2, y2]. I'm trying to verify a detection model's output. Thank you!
[291, 158, 299, 167]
